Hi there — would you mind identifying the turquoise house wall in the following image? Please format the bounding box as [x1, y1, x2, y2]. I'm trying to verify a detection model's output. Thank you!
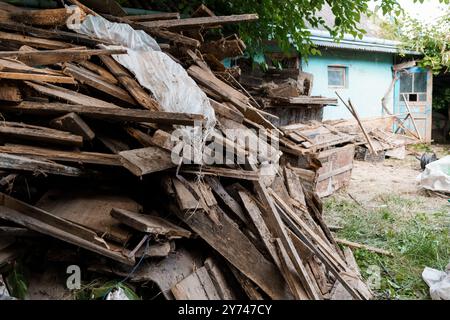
[301, 49, 394, 120]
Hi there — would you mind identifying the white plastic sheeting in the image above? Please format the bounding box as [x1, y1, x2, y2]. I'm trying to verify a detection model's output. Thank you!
[422, 264, 450, 300]
[416, 156, 450, 193]
[67, 15, 216, 130]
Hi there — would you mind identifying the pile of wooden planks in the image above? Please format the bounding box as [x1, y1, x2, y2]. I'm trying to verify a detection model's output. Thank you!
[0, 2, 371, 300]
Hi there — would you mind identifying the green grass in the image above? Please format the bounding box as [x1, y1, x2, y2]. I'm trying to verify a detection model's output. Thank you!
[325, 195, 450, 300]
[409, 143, 434, 153]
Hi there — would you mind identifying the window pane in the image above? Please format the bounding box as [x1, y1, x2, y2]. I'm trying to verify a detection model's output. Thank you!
[418, 93, 427, 102]
[328, 68, 345, 87]
[400, 72, 412, 93]
[413, 72, 427, 93]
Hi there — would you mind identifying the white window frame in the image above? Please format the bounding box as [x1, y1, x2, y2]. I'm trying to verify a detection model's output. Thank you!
[328, 65, 348, 89]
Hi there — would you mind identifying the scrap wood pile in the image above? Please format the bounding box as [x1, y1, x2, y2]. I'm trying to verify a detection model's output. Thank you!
[0, 1, 372, 300]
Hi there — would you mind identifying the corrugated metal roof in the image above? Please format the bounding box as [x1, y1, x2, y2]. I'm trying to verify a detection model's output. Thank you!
[308, 29, 421, 55]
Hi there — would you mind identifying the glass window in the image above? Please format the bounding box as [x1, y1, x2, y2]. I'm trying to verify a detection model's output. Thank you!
[328, 66, 347, 88]
[400, 72, 412, 93]
[413, 72, 427, 93]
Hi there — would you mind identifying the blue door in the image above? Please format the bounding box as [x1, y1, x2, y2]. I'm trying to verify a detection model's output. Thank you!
[394, 67, 432, 141]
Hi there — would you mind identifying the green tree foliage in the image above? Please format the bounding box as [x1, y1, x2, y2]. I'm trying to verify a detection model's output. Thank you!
[133, 0, 448, 57]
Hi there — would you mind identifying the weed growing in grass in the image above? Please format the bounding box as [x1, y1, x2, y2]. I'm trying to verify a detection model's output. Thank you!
[324, 195, 450, 300]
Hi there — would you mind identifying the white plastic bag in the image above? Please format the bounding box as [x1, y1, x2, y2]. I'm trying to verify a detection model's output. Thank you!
[417, 155, 450, 193]
[422, 264, 450, 300]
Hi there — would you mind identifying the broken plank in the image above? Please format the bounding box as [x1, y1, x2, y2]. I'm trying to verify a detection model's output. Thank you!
[63, 63, 136, 104]
[50, 113, 95, 141]
[0, 121, 83, 147]
[0, 153, 82, 176]
[119, 146, 175, 176]
[0, 71, 76, 84]
[99, 55, 160, 111]
[170, 188, 291, 300]
[0, 30, 72, 49]
[140, 14, 259, 30]
[0, 144, 120, 166]
[0, 81, 21, 102]
[0, 48, 126, 66]
[171, 266, 221, 300]
[37, 189, 140, 244]
[5, 102, 204, 125]
[78, 60, 118, 84]
[110, 208, 191, 239]
[25, 81, 120, 109]
[204, 257, 237, 300]
[181, 166, 260, 180]
[336, 239, 393, 256]
[0, 192, 133, 265]
[125, 12, 180, 21]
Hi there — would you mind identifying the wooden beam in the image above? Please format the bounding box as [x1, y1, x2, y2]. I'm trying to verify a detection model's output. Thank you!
[170, 192, 290, 300]
[63, 63, 136, 104]
[50, 113, 95, 141]
[0, 144, 120, 166]
[119, 147, 175, 176]
[0, 153, 82, 176]
[25, 81, 121, 109]
[0, 121, 83, 147]
[99, 55, 160, 111]
[125, 12, 180, 21]
[0, 30, 72, 49]
[0, 71, 76, 84]
[0, 192, 133, 265]
[4, 102, 204, 126]
[0, 81, 21, 102]
[110, 208, 191, 239]
[140, 14, 259, 30]
[0, 48, 126, 66]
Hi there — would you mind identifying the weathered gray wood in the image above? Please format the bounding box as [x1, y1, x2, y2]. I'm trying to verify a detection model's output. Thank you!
[0, 71, 76, 84]
[0, 48, 126, 66]
[140, 14, 259, 29]
[50, 113, 95, 141]
[0, 30, 72, 49]
[2, 102, 204, 126]
[170, 186, 291, 300]
[0, 153, 82, 176]
[0, 144, 120, 166]
[119, 147, 175, 176]
[0, 121, 83, 147]
[204, 257, 237, 300]
[125, 12, 180, 21]
[111, 208, 191, 239]
[0, 193, 133, 265]
[172, 266, 221, 300]
[63, 63, 136, 104]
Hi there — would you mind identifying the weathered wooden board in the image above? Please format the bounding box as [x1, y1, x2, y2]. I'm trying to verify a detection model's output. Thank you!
[50, 113, 95, 141]
[172, 266, 221, 300]
[119, 146, 175, 176]
[37, 189, 142, 244]
[110, 208, 191, 239]
[0, 193, 133, 265]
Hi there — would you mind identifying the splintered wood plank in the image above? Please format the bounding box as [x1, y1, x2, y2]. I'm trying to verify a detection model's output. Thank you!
[0, 121, 83, 147]
[119, 146, 175, 176]
[125, 12, 180, 21]
[140, 14, 259, 30]
[283, 167, 307, 206]
[37, 189, 141, 244]
[0, 58, 62, 76]
[99, 55, 160, 111]
[172, 266, 221, 300]
[63, 63, 136, 104]
[172, 178, 201, 211]
[0, 71, 76, 84]
[0, 145, 120, 166]
[171, 189, 291, 300]
[4, 102, 204, 125]
[0, 31, 72, 49]
[204, 257, 237, 300]
[135, 241, 173, 258]
[110, 208, 191, 239]
[9, 8, 82, 27]
[0, 192, 133, 265]
[25, 81, 120, 109]
[0, 153, 82, 176]
[0, 48, 126, 66]
[0, 81, 21, 102]
[50, 113, 95, 141]
[78, 61, 118, 84]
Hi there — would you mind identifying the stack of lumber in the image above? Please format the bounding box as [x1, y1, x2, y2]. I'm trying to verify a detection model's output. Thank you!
[0, 2, 371, 300]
